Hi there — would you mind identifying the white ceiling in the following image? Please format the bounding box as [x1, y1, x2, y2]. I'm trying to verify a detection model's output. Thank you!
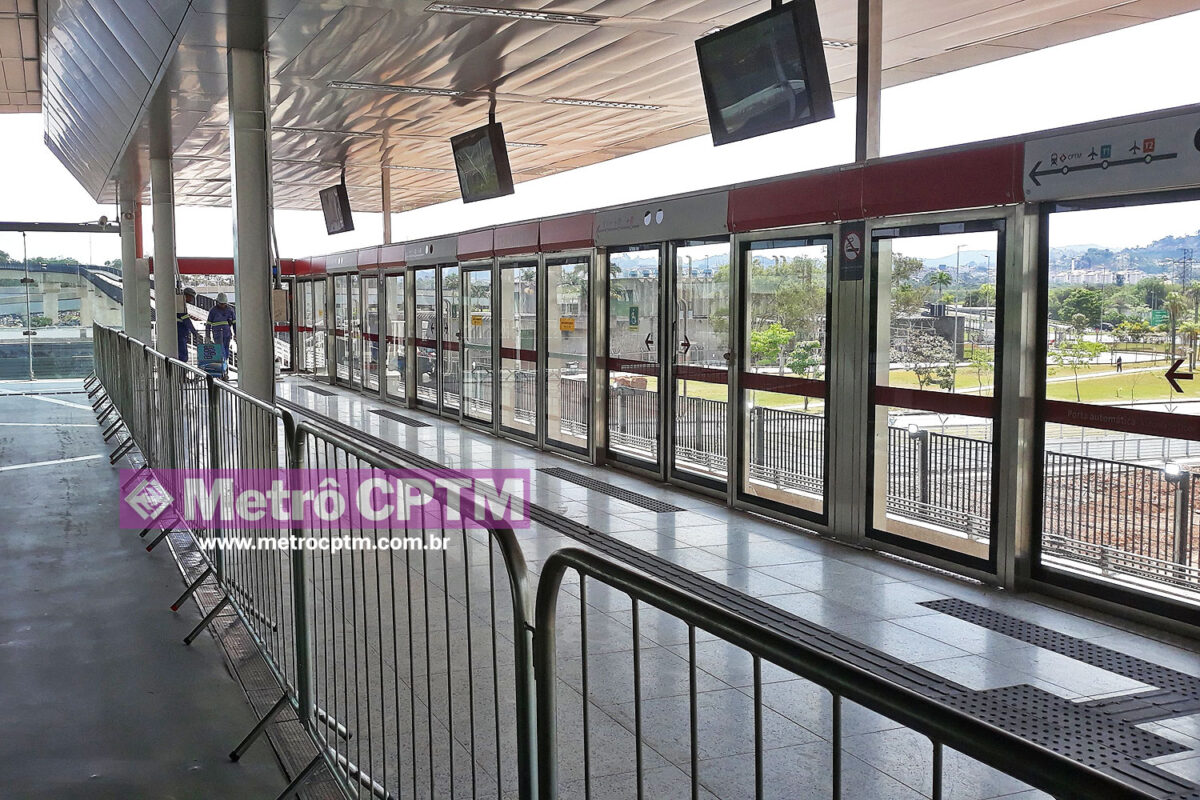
[0, 0, 39, 113]
[39, 0, 1200, 212]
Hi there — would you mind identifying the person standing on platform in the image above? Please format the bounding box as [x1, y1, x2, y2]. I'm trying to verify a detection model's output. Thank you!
[206, 292, 237, 369]
[177, 287, 201, 362]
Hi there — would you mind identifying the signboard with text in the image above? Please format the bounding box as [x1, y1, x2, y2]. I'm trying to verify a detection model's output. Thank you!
[1024, 111, 1200, 201]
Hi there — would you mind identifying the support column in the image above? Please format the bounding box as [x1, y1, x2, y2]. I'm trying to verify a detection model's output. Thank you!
[854, 0, 883, 163]
[382, 166, 393, 244]
[119, 179, 152, 343]
[228, 46, 274, 402]
[151, 156, 178, 353]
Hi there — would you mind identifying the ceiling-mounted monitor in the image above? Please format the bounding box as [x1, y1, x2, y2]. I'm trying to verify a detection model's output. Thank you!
[451, 122, 515, 203]
[695, 0, 835, 146]
[319, 183, 354, 234]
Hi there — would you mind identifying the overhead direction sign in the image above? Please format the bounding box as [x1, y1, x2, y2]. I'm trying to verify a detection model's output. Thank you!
[1166, 358, 1193, 394]
[1023, 111, 1200, 201]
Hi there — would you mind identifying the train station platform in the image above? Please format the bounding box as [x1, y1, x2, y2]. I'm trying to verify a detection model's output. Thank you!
[273, 374, 1200, 799]
[0, 379, 286, 799]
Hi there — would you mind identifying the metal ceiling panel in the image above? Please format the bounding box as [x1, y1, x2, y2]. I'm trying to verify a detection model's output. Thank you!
[39, 0, 1200, 208]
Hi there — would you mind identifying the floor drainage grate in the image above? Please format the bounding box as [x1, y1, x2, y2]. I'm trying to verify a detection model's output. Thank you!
[538, 467, 684, 513]
[300, 384, 336, 397]
[369, 408, 430, 428]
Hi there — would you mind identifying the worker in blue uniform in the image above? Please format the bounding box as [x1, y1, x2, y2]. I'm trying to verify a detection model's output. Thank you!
[177, 287, 200, 362]
[206, 293, 237, 379]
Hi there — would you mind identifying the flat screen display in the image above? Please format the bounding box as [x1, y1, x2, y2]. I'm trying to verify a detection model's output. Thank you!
[695, 0, 834, 146]
[451, 122, 515, 203]
[319, 183, 354, 235]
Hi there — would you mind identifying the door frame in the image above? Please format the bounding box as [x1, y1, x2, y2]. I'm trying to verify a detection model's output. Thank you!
[496, 255, 541, 443]
[863, 207, 1019, 579]
[412, 266, 439, 412]
[460, 258, 496, 431]
[542, 250, 596, 459]
[360, 273, 381, 396]
[381, 268, 411, 406]
[436, 263, 462, 419]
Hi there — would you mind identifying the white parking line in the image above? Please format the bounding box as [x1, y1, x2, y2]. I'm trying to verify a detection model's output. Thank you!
[0, 454, 105, 472]
[0, 387, 91, 410]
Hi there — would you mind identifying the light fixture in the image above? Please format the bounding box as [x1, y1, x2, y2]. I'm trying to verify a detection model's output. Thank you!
[702, 26, 723, 36]
[822, 39, 856, 49]
[328, 80, 463, 97]
[384, 164, 456, 173]
[426, 3, 601, 25]
[545, 97, 662, 111]
[274, 126, 384, 139]
[507, 141, 545, 149]
[1164, 462, 1185, 483]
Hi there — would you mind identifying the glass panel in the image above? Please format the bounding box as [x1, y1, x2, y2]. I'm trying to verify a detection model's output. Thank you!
[349, 274, 362, 387]
[546, 257, 590, 451]
[384, 273, 406, 400]
[414, 269, 438, 406]
[673, 240, 730, 484]
[312, 280, 327, 375]
[334, 276, 350, 382]
[740, 239, 830, 516]
[499, 261, 538, 437]
[0, 262, 95, 379]
[297, 281, 310, 372]
[362, 277, 379, 391]
[463, 268, 493, 424]
[607, 247, 661, 466]
[871, 225, 1002, 562]
[273, 282, 293, 371]
[1041, 199, 1200, 605]
[440, 266, 461, 412]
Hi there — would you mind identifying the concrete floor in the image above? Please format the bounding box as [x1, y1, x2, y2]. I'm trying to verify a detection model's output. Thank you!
[0, 380, 286, 799]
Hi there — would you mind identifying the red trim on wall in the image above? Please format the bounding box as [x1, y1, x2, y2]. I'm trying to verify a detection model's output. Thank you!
[674, 365, 729, 384]
[874, 386, 993, 418]
[458, 229, 495, 260]
[728, 168, 845, 232]
[540, 214, 593, 251]
[861, 144, 1024, 218]
[273, 323, 291, 333]
[500, 346, 538, 362]
[379, 243, 406, 268]
[494, 222, 539, 255]
[1044, 400, 1200, 441]
[358, 246, 380, 267]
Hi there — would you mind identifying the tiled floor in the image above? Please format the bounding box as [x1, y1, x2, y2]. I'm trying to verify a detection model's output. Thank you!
[276, 377, 1200, 800]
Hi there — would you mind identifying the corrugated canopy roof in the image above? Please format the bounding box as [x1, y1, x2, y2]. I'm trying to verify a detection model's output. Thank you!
[39, 0, 1200, 211]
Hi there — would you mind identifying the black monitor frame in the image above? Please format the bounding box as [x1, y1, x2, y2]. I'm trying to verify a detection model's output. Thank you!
[319, 182, 355, 235]
[695, 0, 835, 147]
[451, 122, 515, 204]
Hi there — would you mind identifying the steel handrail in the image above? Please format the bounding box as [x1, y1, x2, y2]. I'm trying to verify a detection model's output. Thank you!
[533, 547, 1156, 800]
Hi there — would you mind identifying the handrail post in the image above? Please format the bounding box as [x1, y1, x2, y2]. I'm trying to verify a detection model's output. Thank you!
[206, 374, 224, 581]
[287, 417, 313, 734]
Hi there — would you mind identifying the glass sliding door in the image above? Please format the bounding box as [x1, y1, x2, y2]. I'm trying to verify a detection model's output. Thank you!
[739, 236, 832, 519]
[349, 274, 362, 389]
[870, 219, 1005, 568]
[671, 239, 731, 487]
[312, 279, 327, 377]
[499, 260, 538, 439]
[333, 275, 350, 384]
[1037, 194, 1200, 615]
[439, 265, 461, 414]
[384, 271, 406, 402]
[606, 246, 662, 470]
[362, 276, 379, 392]
[414, 268, 438, 408]
[297, 279, 311, 373]
[546, 256, 590, 453]
[462, 265, 494, 425]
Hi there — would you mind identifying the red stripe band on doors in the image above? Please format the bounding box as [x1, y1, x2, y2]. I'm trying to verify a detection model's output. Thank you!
[874, 386, 993, 418]
[1044, 400, 1200, 441]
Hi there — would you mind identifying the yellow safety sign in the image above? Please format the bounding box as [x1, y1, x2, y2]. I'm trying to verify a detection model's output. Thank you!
[559, 317, 575, 332]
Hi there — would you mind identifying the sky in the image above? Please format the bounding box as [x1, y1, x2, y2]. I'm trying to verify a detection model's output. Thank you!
[3, 8, 1200, 265]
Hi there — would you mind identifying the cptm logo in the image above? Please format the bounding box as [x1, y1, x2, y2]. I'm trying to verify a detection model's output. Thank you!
[125, 476, 172, 521]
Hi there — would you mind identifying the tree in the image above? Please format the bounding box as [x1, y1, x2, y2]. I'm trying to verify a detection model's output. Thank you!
[749, 322, 795, 375]
[890, 254, 925, 285]
[1185, 284, 1200, 323]
[928, 270, 952, 299]
[1179, 321, 1200, 371]
[1070, 313, 1090, 340]
[1164, 291, 1188, 356]
[1136, 277, 1168, 309]
[1057, 288, 1104, 326]
[966, 348, 994, 394]
[1049, 340, 1105, 401]
[892, 329, 957, 391]
[965, 284, 996, 307]
[786, 340, 823, 409]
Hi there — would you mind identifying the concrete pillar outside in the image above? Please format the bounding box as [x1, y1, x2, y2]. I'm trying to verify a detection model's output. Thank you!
[79, 284, 93, 330]
[227, 46, 275, 403]
[119, 181, 152, 343]
[41, 282, 58, 324]
[151, 156, 179, 353]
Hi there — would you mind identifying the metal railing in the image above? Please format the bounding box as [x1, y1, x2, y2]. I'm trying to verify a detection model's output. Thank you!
[533, 548, 1154, 800]
[89, 323, 1170, 800]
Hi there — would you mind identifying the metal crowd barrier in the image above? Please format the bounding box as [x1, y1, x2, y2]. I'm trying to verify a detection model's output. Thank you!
[87, 322, 1166, 800]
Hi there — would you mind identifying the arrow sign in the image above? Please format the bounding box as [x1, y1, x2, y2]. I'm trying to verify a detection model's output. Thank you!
[1166, 358, 1193, 393]
[1028, 160, 1042, 187]
[680, 335, 691, 355]
[644, 333, 654, 352]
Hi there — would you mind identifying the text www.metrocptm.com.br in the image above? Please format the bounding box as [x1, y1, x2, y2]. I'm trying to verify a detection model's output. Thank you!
[195, 534, 452, 553]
